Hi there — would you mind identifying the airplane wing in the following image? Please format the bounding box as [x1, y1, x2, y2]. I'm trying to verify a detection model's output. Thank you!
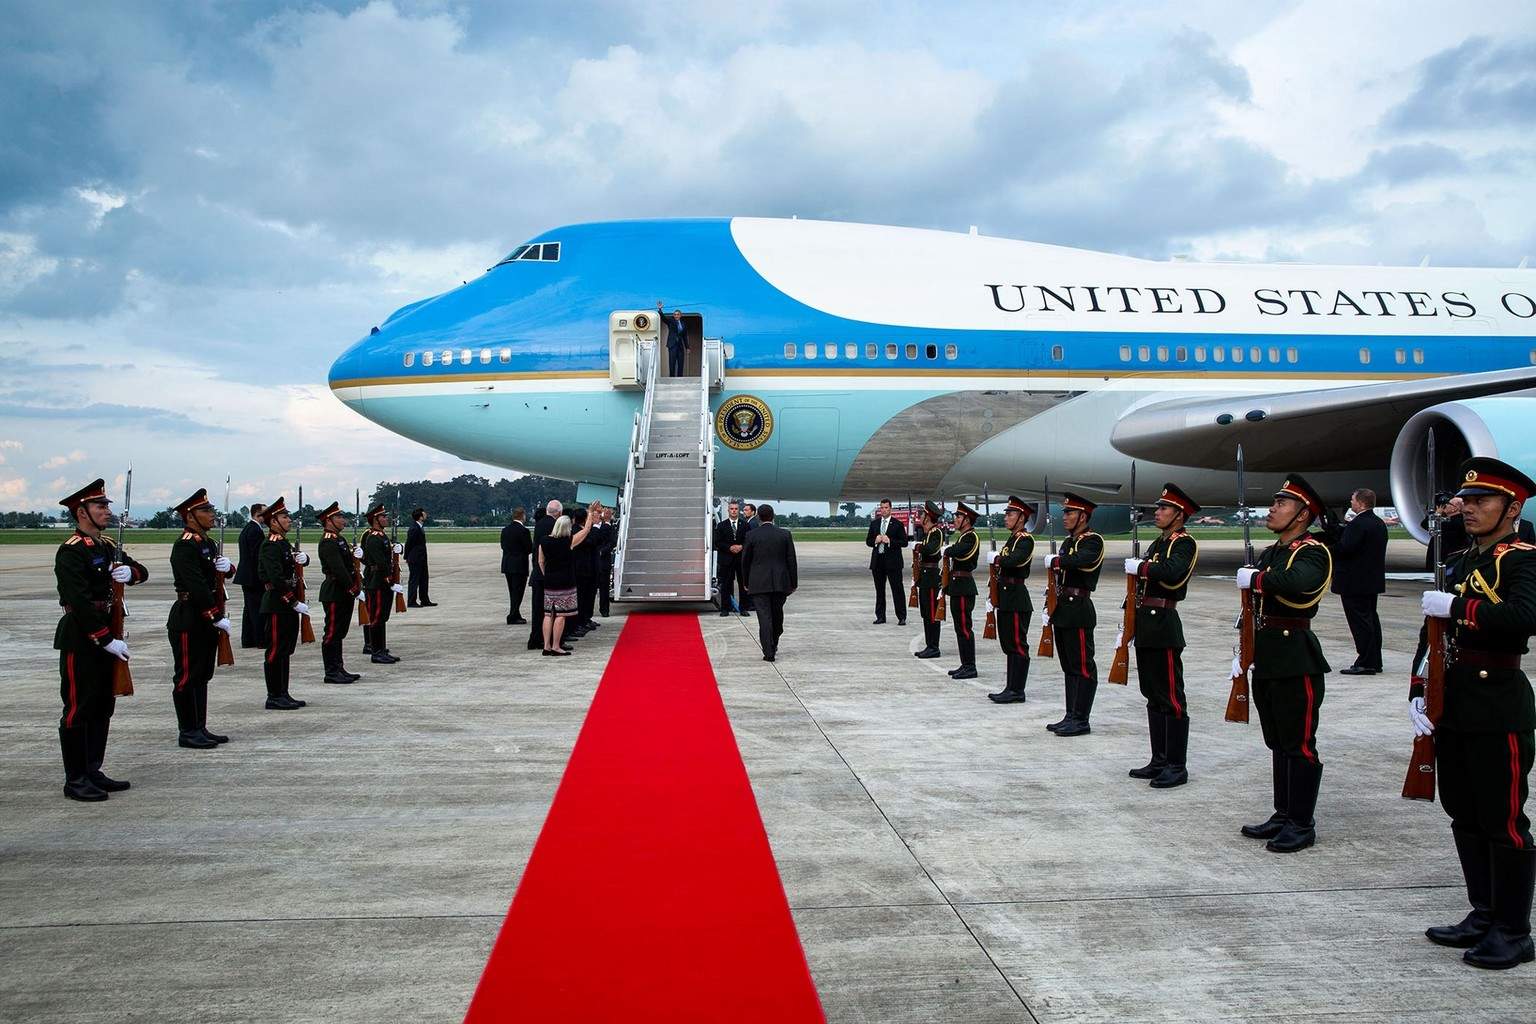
[1109, 366, 1536, 471]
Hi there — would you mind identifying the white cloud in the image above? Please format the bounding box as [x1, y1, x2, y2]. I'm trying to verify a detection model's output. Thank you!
[39, 449, 87, 470]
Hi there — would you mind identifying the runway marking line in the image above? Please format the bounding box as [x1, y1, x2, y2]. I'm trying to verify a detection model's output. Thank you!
[464, 610, 825, 1023]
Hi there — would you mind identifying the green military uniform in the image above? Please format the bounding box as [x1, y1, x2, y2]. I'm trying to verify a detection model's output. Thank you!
[945, 503, 982, 676]
[989, 496, 1036, 701]
[317, 501, 362, 684]
[360, 506, 400, 662]
[166, 488, 236, 748]
[1239, 474, 1333, 854]
[1129, 483, 1200, 789]
[1416, 457, 1536, 970]
[53, 479, 148, 801]
[1049, 492, 1105, 735]
[257, 496, 306, 709]
[914, 501, 946, 658]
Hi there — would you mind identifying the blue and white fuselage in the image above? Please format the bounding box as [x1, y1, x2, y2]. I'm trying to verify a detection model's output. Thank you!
[329, 218, 1536, 530]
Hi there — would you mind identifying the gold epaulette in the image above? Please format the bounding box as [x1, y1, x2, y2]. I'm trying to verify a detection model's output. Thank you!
[181, 530, 197, 541]
[65, 535, 82, 546]
[268, 533, 284, 542]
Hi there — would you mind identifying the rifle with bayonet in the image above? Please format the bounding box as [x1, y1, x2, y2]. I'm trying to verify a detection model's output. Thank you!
[936, 510, 949, 622]
[109, 467, 135, 697]
[1226, 446, 1256, 723]
[295, 485, 315, 644]
[392, 487, 406, 613]
[983, 486, 998, 640]
[215, 476, 235, 666]
[908, 493, 920, 609]
[353, 488, 370, 626]
[1038, 477, 1058, 658]
[1107, 462, 1138, 686]
[1404, 429, 1447, 801]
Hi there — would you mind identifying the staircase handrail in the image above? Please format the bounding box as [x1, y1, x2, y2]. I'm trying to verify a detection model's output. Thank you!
[613, 407, 642, 589]
[636, 340, 659, 469]
[699, 344, 715, 600]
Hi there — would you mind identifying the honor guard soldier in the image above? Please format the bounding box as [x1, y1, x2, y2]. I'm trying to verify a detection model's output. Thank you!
[1235, 474, 1333, 853]
[913, 501, 946, 659]
[1124, 483, 1200, 788]
[53, 479, 147, 801]
[257, 497, 309, 710]
[360, 503, 404, 663]
[946, 502, 982, 680]
[317, 501, 362, 684]
[1415, 457, 1536, 970]
[1045, 493, 1106, 737]
[988, 497, 1036, 703]
[167, 488, 236, 749]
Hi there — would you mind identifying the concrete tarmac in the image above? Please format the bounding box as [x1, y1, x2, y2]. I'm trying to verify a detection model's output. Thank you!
[2, 539, 1533, 1022]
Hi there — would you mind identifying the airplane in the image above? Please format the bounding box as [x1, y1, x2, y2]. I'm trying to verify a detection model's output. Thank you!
[329, 218, 1536, 544]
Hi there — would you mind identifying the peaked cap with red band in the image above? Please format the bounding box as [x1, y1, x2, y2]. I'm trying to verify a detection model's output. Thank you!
[318, 501, 344, 520]
[60, 478, 110, 511]
[1273, 473, 1325, 519]
[922, 500, 944, 521]
[1005, 495, 1036, 518]
[366, 502, 387, 521]
[1061, 491, 1097, 514]
[1154, 482, 1200, 517]
[1456, 457, 1536, 503]
[954, 501, 979, 523]
[174, 488, 214, 518]
[265, 496, 288, 518]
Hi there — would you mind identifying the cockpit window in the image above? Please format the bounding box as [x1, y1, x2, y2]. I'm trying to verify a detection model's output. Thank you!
[539, 242, 560, 261]
[493, 241, 562, 268]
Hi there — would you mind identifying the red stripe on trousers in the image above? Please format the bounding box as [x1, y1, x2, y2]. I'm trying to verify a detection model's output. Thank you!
[267, 614, 279, 663]
[1166, 648, 1182, 717]
[1301, 675, 1317, 763]
[1079, 629, 1088, 680]
[958, 598, 971, 639]
[176, 632, 189, 692]
[324, 603, 336, 644]
[65, 652, 78, 728]
[1012, 611, 1021, 652]
[1509, 734, 1525, 850]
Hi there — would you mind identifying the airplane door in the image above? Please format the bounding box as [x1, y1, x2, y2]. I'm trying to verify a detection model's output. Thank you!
[776, 408, 840, 496]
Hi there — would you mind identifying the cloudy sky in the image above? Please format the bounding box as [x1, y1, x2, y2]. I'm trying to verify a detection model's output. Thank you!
[2, 0, 1534, 513]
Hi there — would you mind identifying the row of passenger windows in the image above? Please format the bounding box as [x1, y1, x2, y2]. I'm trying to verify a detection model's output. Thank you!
[783, 341, 961, 361]
[1116, 344, 1436, 366]
[403, 348, 513, 368]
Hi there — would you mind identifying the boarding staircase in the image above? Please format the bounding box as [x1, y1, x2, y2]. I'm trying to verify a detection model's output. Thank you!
[612, 336, 724, 602]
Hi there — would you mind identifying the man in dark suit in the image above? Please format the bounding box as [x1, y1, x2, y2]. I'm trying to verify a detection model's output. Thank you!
[500, 506, 532, 625]
[865, 497, 909, 625]
[740, 504, 797, 661]
[526, 500, 561, 651]
[714, 501, 750, 616]
[233, 503, 266, 648]
[1332, 488, 1388, 675]
[659, 302, 688, 377]
[596, 506, 617, 617]
[404, 507, 435, 607]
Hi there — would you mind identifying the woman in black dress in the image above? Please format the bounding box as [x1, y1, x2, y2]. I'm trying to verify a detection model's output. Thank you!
[537, 502, 598, 655]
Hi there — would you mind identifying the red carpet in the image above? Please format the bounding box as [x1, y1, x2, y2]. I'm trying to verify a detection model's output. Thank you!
[464, 612, 825, 1022]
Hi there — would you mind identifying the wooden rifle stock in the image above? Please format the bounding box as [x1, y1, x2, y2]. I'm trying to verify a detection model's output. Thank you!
[983, 562, 998, 639]
[1037, 564, 1057, 657]
[353, 549, 370, 626]
[392, 548, 406, 612]
[1403, 617, 1446, 801]
[296, 556, 316, 644]
[908, 542, 919, 608]
[214, 558, 236, 667]
[1225, 588, 1254, 722]
[109, 577, 134, 697]
[1106, 573, 1135, 685]
[937, 550, 948, 622]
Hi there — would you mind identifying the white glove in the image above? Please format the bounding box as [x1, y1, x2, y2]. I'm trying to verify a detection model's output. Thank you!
[212, 617, 232, 634]
[1040, 611, 1050, 627]
[1231, 655, 1245, 679]
[390, 583, 405, 595]
[214, 555, 232, 573]
[1124, 557, 1143, 575]
[292, 601, 310, 616]
[103, 638, 130, 661]
[1236, 567, 1258, 589]
[1409, 696, 1434, 737]
[356, 592, 366, 603]
[392, 543, 404, 555]
[293, 551, 310, 566]
[353, 545, 365, 559]
[984, 550, 998, 565]
[110, 564, 133, 583]
[1421, 591, 1454, 618]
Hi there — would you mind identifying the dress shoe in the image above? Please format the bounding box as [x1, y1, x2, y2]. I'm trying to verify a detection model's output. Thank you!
[719, 610, 732, 617]
[1266, 822, 1315, 853]
[914, 647, 941, 659]
[897, 619, 907, 626]
[64, 778, 108, 802]
[1241, 813, 1287, 840]
[422, 601, 438, 607]
[1055, 718, 1092, 737]
[362, 645, 373, 656]
[510, 617, 527, 625]
[341, 670, 361, 682]
[371, 653, 400, 664]
[1339, 665, 1378, 676]
[763, 653, 775, 662]
[89, 770, 131, 792]
[200, 728, 230, 744]
[1149, 765, 1189, 788]
[179, 730, 218, 749]
[542, 649, 571, 657]
[286, 695, 307, 708]
[873, 617, 886, 625]
[951, 666, 978, 680]
[324, 672, 355, 684]
[407, 601, 421, 608]
[988, 690, 1026, 704]
[740, 611, 750, 617]
[560, 643, 573, 652]
[265, 696, 301, 710]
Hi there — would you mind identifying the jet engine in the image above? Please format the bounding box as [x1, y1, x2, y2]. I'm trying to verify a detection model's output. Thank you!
[1389, 394, 1536, 543]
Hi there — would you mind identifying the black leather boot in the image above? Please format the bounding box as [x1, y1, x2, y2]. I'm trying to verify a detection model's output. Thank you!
[1129, 709, 1168, 779]
[322, 643, 351, 684]
[989, 655, 1028, 703]
[1242, 752, 1289, 839]
[1150, 715, 1190, 788]
[1047, 677, 1077, 732]
[1464, 846, 1536, 969]
[914, 646, 941, 659]
[60, 726, 107, 801]
[175, 689, 215, 748]
[1267, 759, 1321, 851]
[361, 623, 373, 656]
[1057, 678, 1096, 737]
[197, 681, 229, 745]
[1428, 827, 1493, 948]
[86, 718, 130, 790]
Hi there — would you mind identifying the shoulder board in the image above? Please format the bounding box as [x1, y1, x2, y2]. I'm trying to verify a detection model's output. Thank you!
[65, 535, 82, 546]
[323, 531, 339, 540]
[268, 533, 283, 542]
[181, 530, 197, 541]
[1503, 542, 1536, 552]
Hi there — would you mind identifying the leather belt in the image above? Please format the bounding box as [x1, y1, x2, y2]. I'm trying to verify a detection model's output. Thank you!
[1259, 616, 1312, 632]
[950, 570, 973, 578]
[1455, 650, 1524, 671]
[1000, 574, 1029, 583]
[920, 560, 941, 567]
[1061, 586, 1092, 598]
[1140, 596, 1178, 609]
